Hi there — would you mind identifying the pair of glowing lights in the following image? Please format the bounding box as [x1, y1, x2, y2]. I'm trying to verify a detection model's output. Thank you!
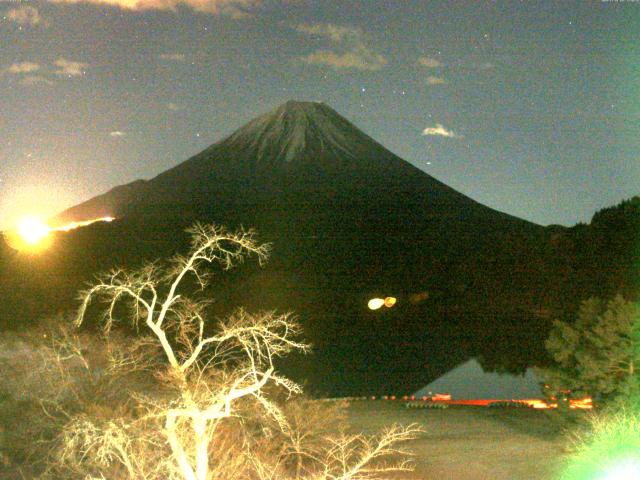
[367, 297, 397, 310]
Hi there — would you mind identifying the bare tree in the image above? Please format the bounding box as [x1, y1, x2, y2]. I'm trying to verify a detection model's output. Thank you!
[250, 419, 422, 480]
[70, 223, 307, 480]
[48, 223, 421, 480]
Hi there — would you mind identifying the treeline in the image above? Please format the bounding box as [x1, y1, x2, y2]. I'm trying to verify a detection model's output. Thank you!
[548, 195, 639, 317]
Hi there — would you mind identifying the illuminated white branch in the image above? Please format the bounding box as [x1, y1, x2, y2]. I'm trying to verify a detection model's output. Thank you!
[62, 222, 419, 480]
[73, 223, 307, 480]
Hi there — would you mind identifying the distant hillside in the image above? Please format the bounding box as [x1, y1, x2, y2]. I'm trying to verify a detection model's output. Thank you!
[0, 101, 596, 395]
[544, 196, 640, 315]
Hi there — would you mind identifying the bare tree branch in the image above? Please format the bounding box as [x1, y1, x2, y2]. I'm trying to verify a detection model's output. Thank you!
[53, 223, 419, 480]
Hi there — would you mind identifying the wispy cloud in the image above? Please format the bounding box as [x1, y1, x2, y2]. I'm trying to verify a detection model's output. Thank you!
[109, 131, 126, 137]
[53, 58, 88, 77]
[5, 6, 43, 26]
[417, 56, 442, 68]
[45, 0, 261, 17]
[296, 23, 387, 72]
[7, 62, 41, 74]
[5, 59, 89, 84]
[419, 56, 495, 72]
[426, 76, 447, 85]
[422, 123, 463, 139]
[302, 49, 387, 72]
[296, 23, 357, 42]
[158, 53, 186, 62]
[20, 75, 54, 86]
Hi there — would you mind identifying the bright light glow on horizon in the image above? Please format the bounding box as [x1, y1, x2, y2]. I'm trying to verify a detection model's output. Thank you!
[17, 217, 50, 245]
[4, 215, 115, 252]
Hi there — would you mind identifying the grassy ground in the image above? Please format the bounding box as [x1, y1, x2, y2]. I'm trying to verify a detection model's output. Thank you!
[0, 330, 582, 479]
[1, 393, 583, 479]
[343, 400, 578, 480]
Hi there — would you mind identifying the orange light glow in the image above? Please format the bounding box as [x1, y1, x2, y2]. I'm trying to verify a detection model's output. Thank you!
[384, 296, 397, 307]
[432, 393, 452, 401]
[421, 397, 593, 409]
[520, 399, 553, 409]
[409, 291, 429, 304]
[518, 397, 593, 409]
[568, 397, 593, 409]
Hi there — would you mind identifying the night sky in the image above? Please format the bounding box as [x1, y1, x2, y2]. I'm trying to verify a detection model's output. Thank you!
[1, 0, 638, 230]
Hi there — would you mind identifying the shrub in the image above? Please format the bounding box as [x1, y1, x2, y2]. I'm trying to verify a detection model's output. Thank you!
[487, 401, 532, 409]
[405, 400, 448, 410]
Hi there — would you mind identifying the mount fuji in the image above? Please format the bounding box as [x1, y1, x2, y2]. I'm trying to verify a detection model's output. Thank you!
[4, 101, 556, 395]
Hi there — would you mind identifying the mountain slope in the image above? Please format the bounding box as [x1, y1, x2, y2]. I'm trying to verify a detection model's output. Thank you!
[56, 101, 528, 228]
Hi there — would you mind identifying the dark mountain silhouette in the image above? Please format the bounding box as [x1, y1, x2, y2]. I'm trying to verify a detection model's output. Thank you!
[2, 101, 579, 395]
[56, 101, 527, 227]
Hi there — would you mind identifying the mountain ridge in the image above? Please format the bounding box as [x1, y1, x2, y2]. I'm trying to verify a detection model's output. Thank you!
[56, 101, 535, 231]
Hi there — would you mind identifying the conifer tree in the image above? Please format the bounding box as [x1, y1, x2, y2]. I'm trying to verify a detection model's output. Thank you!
[540, 295, 640, 407]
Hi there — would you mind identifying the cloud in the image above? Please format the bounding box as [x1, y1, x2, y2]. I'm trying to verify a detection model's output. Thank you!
[5, 59, 89, 83]
[296, 22, 387, 72]
[422, 123, 463, 139]
[301, 48, 387, 72]
[158, 53, 186, 62]
[419, 56, 495, 72]
[7, 62, 41, 74]
[426, 76, 447, 85]
[109, 131, 126, 137]
[5, 6, 43, 26]
[417, 56, 442, 68]
[20, 75, 54, 86]
[53, 58, 88, 77]
[296, 23, 359, 42]
[45, 0, 261, 17]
